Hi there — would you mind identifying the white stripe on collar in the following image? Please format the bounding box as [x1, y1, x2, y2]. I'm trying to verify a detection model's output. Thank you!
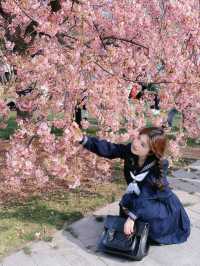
[139, 160, 156, 173]
[130, 171, 149, 182]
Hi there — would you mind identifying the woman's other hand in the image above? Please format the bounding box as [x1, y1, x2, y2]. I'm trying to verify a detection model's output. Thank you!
[70, 122, 84, 143]
[124, 217, 135, 235]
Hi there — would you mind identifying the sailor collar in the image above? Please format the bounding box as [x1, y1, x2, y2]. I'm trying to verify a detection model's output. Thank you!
[129, 152, 157, 174]
[125, 157, 157, 195]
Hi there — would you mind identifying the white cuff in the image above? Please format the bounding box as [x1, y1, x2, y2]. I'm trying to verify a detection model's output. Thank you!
[128, 211, 137, 221]
[80, 135, 88, 146]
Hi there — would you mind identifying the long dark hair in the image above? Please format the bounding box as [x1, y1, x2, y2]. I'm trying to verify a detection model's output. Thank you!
[139, 127, 167, 190]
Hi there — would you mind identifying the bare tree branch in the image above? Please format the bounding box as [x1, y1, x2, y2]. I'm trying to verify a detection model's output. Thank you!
[27, 135, 38, 147]
[94, 61, 114, 76]
[93, 22, 107, 50]
[94, 61, 200, 86]
[63, 91, 69, 111]
[103, 36, 149, 51]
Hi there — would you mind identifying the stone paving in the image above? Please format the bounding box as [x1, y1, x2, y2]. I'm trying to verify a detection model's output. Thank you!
[170, 160, 200, 194]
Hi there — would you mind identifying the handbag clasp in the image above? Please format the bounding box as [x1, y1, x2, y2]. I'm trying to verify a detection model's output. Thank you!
[108, 229, 115, 241]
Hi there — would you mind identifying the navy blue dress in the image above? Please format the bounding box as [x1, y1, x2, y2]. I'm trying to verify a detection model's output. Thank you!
[82, 136, 190, 244]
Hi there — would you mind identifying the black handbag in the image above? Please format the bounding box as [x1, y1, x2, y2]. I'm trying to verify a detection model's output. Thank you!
[98, 215, 149, 261]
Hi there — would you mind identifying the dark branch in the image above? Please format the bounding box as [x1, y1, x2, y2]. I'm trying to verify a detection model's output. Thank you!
[94, 61, 115, 76]
[71, 0, 82, 12]
[94, 62, 200, 86]
[63, 91, 69, 111]
[49, 0, 61, 12]
[103, 36, 149, 51]
[93, 23, 107, 50]
[27, 135, 38, 147]
[56, 32, 75, 49]
[0, 1, 13, 23]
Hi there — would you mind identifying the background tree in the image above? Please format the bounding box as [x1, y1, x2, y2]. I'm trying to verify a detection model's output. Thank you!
[0, 0, 199, 194]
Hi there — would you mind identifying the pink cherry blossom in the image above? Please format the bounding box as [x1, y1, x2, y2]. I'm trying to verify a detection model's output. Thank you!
[0, 0, 199, 196]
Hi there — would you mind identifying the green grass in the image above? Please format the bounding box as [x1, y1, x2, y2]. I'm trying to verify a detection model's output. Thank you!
[87, 117, 98, 125]
[0, 117, 18, 139]
[112, 160, 122, 172]
[0, 112, 100, 139]
[47, 112, 65, 121]
[186, 138, 200, 147]
[0, 178, 125, 258]
[116, 128, 127, 134]
[84, 126, 99, 136]
[50, 126, 64, 137]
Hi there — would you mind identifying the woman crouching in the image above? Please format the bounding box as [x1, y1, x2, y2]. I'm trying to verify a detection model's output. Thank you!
[71, 123, 190, 244]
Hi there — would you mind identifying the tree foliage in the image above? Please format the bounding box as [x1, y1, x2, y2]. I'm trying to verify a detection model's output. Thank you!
[0, 0, 199, 193]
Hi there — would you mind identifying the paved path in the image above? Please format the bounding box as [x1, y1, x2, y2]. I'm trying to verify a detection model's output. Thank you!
[170, 160, 200, 194]
[1, 162, 200, 266]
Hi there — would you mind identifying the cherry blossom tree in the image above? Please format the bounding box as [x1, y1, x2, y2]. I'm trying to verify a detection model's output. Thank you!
[0, 0, 199, 194]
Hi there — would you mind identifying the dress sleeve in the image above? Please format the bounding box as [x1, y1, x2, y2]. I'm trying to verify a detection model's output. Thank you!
[119, 194, 139, 221]
[80, 136, 128, 159]
[119, 203, 138, 220]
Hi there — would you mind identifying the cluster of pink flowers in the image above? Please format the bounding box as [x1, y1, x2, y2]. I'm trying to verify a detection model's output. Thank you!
[0, 0, 199, 194]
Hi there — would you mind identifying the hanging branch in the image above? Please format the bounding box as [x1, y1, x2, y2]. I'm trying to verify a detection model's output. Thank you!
[27, 135, 38, 147]
[102, 36, 149, 52]
[94, 61, 200, 86]
[93, 22, 107, 50]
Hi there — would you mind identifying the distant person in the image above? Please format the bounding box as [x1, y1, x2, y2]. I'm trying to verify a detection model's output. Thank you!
[129, 83, 160, 111]
[167, 108, 178, 127]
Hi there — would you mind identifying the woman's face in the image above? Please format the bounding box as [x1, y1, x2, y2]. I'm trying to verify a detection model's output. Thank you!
[131, 134, 150, 157]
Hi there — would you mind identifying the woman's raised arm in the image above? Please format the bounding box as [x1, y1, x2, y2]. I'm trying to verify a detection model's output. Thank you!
[70, 122, 129, 159]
